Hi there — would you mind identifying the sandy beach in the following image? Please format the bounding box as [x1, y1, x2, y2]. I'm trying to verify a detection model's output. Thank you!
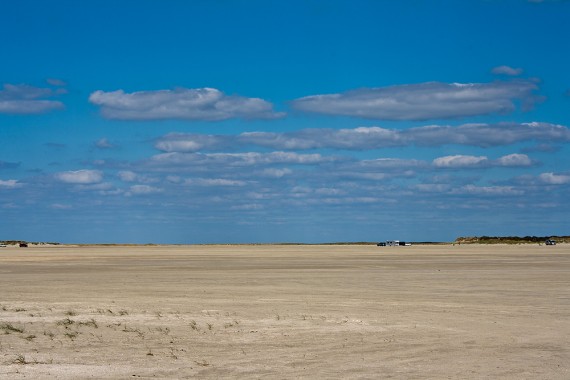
[0, 244, 568, 379]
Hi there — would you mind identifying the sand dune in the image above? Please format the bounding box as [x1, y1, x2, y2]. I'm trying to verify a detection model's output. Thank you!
[1, 244, 568, 379]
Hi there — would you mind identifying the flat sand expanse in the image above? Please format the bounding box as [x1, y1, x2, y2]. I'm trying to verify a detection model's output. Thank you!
[0, 244, 569, 379]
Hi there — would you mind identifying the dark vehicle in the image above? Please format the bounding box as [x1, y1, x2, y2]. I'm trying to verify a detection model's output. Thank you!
[19, 243, 28, 248]
[545, 239, 556, 246]
[377, 242, 386, 246]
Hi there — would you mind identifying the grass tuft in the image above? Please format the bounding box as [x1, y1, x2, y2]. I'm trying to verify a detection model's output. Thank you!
[1, 323, 24, 334]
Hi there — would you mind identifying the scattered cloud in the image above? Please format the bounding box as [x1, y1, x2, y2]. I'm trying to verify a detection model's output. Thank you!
[433, 154, 532, 169]
[155, 133, 228, 152]
[491, 65, 523, 76]
[291, 80, 541, 120]
[259, 168, 293, 178]
[150, 151, 336, 168]
[184, 178, 247, 187]
[89, 87, 284, 121]
[50, 203, 72, 209]
[55, 170, 103, 184]
[117, 171, 138, 182]
[155, 122, 570, 152]
[0, 179, 23, 189]
[433, 155, 488, 168]
[0, 83, 65, 114]
[450, 185, 523, 196]
[95, 138, 117, 149]
[495, 153, 532, 167]
[539, 172, 570, 184]
[127, 185, 163, 195]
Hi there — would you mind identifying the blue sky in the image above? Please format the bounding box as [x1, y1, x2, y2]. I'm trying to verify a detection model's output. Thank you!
[1, 0, 569, 243]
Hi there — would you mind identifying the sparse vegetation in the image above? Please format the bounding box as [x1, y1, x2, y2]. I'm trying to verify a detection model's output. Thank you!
[13, 354, 29, 365]
[78, 318, 98, 329]
[455, 235, 570, 244]
[64, 331, 79, 340]
[1, 323, 24, 334]
[57, 317, 75, 327]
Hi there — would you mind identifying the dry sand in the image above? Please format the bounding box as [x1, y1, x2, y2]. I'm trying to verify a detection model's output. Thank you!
[0, 244, 568, 379]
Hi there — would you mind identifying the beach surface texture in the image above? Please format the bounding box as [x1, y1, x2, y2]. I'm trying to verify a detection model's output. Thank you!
[1, 244, 568, 379]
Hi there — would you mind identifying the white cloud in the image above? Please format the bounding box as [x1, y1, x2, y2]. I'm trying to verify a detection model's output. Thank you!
[451, 185, 523, 196]
[150, 151, 334, 167]
[0, 179, 23, 189]
[433, 155, 488, 168]
[89, 87, 284, 121]
[414, 184, 451, 193]
[291, 80, 541, 120]
[433, 154, 532, 169]
[240, 127, 402, 150]
[155, 133, 227, 152]
[118, 171, 138, 182]
[230, 203, 264, 211]
[259, 168, 293, 178]
[74, 182, 114, 192]
[356, 158, 426, 170]
[539, 172, 570, 184]
[0, 83, 64, 114]
[495, 153, 532, 167]
[55, 170, 103, 184]
[491, 65, 523, 76]
[50, 203, 72, 209]
[154, 122, 570, 153]
[408, 122, 570, 147]
[184, 178, 247, 186]
[127, 185, 163, 195]
[95, 138, 116, 149]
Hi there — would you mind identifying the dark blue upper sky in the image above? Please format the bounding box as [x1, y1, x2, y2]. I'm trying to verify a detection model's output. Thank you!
[1, 0, 569, 243]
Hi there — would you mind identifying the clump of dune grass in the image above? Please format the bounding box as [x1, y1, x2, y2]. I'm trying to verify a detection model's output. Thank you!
[1, 323, 24, 334]
[57, 317, 75, 328]
[78, 318, 98, 329]
[13, 354, 29, 365]
[64, 331, 79, 340]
